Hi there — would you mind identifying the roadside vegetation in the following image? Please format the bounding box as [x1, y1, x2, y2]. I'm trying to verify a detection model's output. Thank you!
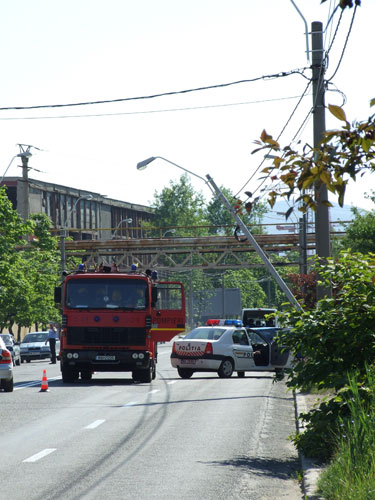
[255, 72, 375, 493]
[0, 188, 61, 338]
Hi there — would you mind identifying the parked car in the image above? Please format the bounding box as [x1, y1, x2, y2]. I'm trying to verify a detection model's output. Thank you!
[0, 336, 14, 392]
[171, 320, 293, 378]
[0, 334, 21, 366]
[20, 332, 60, 363]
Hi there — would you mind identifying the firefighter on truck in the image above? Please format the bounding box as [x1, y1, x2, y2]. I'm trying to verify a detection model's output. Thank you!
[54, 264, 185, 384]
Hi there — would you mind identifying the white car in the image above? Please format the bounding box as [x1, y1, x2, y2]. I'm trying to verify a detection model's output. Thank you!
[0, 336, 14, 392]
[20, 332, 60, 363]
[0, 334, 21, 366]
[171, 320, 292, 379]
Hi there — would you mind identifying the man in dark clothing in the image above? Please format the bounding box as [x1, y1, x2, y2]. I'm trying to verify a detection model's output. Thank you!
[46, 322, 58, 364]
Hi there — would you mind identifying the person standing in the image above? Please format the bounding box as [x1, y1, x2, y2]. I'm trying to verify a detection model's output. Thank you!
[46, 322, 58, 364]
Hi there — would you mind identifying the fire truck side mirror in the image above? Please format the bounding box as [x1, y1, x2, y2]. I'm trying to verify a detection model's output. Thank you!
[54, 286, 62, 304]
[151, 287, 158, 307]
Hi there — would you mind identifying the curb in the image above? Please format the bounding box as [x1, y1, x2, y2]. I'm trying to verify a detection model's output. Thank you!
[294, 391, 325, 500]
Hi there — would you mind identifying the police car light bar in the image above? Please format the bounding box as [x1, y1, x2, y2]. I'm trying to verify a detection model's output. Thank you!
[206, 319, 243, 327]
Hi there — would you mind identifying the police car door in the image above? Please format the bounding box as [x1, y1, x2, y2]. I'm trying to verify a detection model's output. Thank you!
[231, 329, 254, 370]
[270, 329, 292, 368]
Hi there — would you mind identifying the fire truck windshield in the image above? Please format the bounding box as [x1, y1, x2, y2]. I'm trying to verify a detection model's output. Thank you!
[65, 278, 148, 310]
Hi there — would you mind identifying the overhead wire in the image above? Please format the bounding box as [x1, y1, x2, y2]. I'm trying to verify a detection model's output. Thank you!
[234, 79, 312, 199]
[327, 4, 358, 81]
[0, 67, 309, 112]
[0, 94, 311, 121]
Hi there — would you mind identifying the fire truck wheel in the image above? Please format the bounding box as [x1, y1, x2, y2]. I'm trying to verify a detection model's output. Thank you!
[152, 361, 156, 380]
[62, 366, 79, 383]
[138, 365, 153, 383]
[81, 370, 92, 381]
[177, 367, 193, 379]
[218, 358, 234, 378]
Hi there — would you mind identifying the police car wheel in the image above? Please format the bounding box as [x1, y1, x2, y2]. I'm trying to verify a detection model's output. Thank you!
[218, 359, 234, 378]
[177, 367, 193, 379]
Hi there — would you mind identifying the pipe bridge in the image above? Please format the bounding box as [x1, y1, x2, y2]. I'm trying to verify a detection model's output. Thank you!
[64, 233, 319, 272]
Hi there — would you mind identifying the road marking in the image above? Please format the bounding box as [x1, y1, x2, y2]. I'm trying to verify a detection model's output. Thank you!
[167, 380, 178, 385]
[121, 401, 138, 407]
[147, 389, 160, 394]
[23, 448, 56, 463]
[85, 419, 105, 429]
[15, 376, 61, 391]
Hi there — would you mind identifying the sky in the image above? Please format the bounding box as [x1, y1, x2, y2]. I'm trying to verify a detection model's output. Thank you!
[0, 0, 374, 217]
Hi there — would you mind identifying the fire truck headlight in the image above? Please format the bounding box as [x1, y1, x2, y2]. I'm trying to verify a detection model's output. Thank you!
[132, 353, 139, 359]
[73, 352, 79, 359]
[67, 353, 73, 359]
[138, 353, 145, 360]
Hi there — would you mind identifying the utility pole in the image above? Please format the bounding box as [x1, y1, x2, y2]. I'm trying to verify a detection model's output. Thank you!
[311, 21, 331, 299]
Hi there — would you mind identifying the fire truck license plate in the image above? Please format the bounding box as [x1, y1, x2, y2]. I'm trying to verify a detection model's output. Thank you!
[96, 355, 116, 361]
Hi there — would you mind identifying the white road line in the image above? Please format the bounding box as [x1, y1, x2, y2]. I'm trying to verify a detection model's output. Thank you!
[147, 389, 160, 394]
[167, 380, 178, 385]
[85, 419, 105, 430]
[15, 376, 61, 391]
[23, 448, 56, 463]
[121, 401, 138, 407]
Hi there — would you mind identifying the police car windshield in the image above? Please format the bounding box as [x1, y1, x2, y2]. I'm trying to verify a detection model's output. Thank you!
[184, 327, 224, 340]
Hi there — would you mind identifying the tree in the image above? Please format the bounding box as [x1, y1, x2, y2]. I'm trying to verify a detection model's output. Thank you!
[224, 269, 267, 308]
[277, 251, 375, 459]
[0, 188, 60, 334]
[250, 102, 375, 216]
[206, 186, 267, 236]
[150, 174, 207, 235]
[339, 196, 375, 253]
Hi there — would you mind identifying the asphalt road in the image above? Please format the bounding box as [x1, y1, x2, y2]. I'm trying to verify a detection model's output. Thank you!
[0, 343, 303, 500]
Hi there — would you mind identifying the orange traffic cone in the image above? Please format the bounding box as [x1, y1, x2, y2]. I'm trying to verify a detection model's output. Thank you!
[40, 369, 49, 392]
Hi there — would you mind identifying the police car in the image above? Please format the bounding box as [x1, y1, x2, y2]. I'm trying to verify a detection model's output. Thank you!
[170, 319, 293, 379]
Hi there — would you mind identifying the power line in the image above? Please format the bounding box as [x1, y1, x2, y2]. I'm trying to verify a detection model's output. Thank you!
[327, 4, 358, 81]
[234, 79, 312, 198]
[0, 94, 311, 121]
[0, 68, 309, 112]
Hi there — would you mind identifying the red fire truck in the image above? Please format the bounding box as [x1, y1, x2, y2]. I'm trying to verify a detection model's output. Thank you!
[54, 265, 185, 383]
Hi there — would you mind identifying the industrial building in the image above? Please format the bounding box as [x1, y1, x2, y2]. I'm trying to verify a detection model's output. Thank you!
[1, 176, 154, 241]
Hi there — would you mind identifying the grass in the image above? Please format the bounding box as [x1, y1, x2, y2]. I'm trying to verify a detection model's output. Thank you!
[317, 368, 375, 499]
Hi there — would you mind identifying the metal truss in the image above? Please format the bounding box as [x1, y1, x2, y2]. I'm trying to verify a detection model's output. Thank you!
[64, 233, 317, 272]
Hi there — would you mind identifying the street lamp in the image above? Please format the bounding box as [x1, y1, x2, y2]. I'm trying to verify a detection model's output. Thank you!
[136, 156, 302, 311]
[136, 156, 213, 192]
[112, 218, 133, 239]
[60, 194, 93, 278]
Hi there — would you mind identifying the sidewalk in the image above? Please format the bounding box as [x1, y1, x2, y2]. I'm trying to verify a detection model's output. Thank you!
[294, 391, 326, 500]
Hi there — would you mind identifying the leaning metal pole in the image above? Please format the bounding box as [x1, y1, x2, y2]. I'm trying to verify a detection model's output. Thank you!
[206, 174, 303, 311]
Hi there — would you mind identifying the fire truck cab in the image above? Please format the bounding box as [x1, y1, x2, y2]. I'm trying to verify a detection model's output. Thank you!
[55, 265, 185, 384]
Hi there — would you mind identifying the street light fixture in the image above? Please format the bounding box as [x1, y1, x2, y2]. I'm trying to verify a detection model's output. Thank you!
[60, 194, 93, 278]
[137, 156, 302, 311]
[136, 156, 213, 193]
[112, 218, 133, 239]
